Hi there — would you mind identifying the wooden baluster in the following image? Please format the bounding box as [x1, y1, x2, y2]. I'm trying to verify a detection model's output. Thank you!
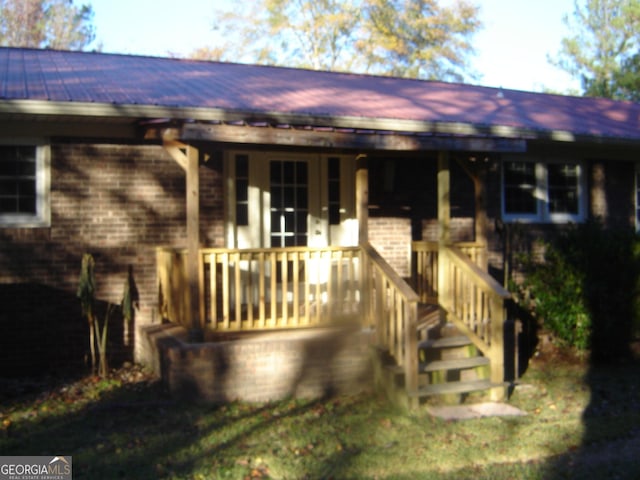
[210, 252, 217, 327]
[293, 251, 300, 327]
[281, 251, 288, 326]
[303, 250, 311, 325]
[314, 249, 321, 324]
[246, 252, 254, 329]
[234, 252, 242, 328]
[222, 252, 230, 330]
[270, 252, 277, 327]
[258, 251, 266, 328]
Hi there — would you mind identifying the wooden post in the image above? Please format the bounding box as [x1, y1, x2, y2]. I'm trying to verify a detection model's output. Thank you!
[186, 145, 203, 341]
[473, 169, 489, 271]
[455, 156, 489, 270]
[490, 295, 506, 401]
[356, 154, 368, 244]
[356, 154, 371, 325]
[437, 152, 451, 323]
[437, 152, 450, 246]
[404, 301, 419, 408]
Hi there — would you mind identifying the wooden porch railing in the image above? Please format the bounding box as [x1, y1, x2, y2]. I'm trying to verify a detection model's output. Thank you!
[201, 246, 362, 330]
[157, 244, 420, 396]
[411, 240, 487, 303]
[157, 246, 363, 332]
[438, 245, 511, 395]
[361, 242, 420, 400]
[412, 240, 512, 397]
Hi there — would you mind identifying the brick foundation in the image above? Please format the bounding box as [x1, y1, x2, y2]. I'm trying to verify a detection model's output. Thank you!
[141, 324, 375, 403]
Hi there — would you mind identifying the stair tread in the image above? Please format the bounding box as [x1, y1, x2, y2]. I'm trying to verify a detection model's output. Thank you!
[410, 379, 494, 397]
[385, 356, 489, 376]
[419, 335, 473, 349]
[417, 303, 440, 331]
[420, 356, 489, 372]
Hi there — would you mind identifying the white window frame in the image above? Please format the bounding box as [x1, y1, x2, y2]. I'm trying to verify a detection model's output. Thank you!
[501, 156, 587, 223]
[0, 140, 51, 228]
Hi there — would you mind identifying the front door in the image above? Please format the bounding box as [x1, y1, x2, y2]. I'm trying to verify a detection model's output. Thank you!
[225, 151, 355, 249]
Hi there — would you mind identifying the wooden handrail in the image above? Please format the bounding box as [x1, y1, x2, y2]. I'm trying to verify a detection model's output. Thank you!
[361, 242, 419, 401]
[411, 240, 487, 303]
[438, 245, 511, 396]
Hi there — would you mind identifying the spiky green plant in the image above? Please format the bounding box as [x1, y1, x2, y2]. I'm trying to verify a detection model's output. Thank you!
[77, 253, 97, 374]
[77, 253, 114, 377]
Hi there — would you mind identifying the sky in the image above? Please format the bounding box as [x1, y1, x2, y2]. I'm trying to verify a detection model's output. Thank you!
[88, 0, 581, 94]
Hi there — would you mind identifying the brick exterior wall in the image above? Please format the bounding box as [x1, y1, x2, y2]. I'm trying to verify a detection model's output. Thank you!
[1, 140, 636, 380]
[141, 324, 374, 403]
[368, 217, 412, 278]
[0, 143, 224, 377]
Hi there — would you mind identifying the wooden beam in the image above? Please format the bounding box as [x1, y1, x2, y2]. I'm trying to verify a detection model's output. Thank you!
[181, 122, 527, 153]
[163, 140, 188, 171]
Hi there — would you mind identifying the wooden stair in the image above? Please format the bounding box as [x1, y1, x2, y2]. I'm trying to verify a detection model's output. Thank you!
[379, 308, 503, 406]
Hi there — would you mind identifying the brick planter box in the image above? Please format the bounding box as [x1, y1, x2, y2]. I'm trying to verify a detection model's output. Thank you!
[141, 324, 374, 403]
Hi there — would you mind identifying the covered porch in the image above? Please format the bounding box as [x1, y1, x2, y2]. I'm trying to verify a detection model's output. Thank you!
[150, 121, 520, 406]
[156, 240, 513, 405]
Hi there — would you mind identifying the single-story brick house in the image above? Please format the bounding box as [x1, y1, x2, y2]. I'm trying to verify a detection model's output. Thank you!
[1, 47, 639, 404]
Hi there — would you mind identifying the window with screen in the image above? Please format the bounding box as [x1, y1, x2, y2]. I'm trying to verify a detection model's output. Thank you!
[502, 159, 584, 223]
[0, 143, 49, 227]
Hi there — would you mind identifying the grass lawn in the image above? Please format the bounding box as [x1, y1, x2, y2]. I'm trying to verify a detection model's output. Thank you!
[1, 347, 640, 479]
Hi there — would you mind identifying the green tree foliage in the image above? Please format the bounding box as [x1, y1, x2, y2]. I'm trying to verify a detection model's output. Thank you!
[205, 0, 482, 82]
[613, 51, 640, 100]
[359, 0, 481, 80]
[0, 0, 95, 50]
[550, 0, 640, 99]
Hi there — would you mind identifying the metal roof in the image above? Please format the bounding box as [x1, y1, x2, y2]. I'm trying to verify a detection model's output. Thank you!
[1, 47, 640, 143]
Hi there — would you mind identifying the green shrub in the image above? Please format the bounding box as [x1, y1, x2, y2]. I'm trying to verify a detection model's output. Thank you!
[515, 221, 640, 361]
[518, 245, 591, 351]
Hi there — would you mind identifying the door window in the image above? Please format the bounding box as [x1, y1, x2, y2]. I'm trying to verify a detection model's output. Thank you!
[270, 160, 309, 247]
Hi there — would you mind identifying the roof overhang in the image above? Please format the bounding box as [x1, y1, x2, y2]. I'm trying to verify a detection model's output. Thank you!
[1, 98, 639, 149]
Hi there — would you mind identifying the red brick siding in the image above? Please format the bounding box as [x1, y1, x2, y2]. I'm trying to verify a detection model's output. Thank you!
[368, 217, 411, 278]
[0, 143, 224, 376]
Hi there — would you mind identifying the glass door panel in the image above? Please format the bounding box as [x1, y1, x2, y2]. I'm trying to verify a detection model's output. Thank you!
[270, 160, 309, 247]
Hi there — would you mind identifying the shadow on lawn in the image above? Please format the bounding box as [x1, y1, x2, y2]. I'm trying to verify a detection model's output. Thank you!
[539, 222, 640, 479]
[0, 369, 368, 479]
